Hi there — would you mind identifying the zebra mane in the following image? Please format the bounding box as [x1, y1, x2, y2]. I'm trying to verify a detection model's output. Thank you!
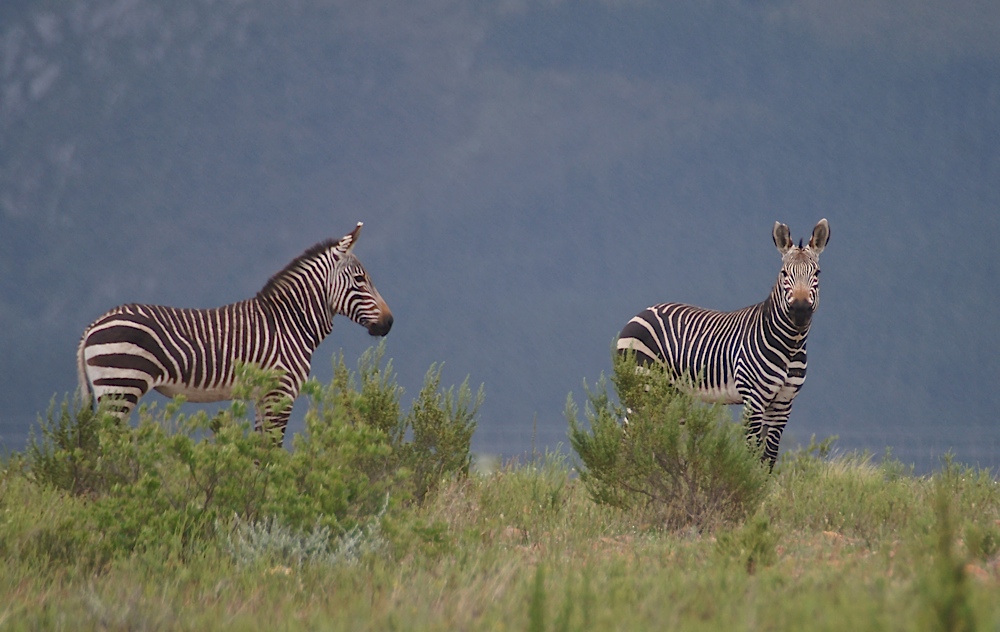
[256, 238, 340, 299]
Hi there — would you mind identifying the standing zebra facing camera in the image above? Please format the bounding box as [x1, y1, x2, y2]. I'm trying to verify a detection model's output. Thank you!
[77, 222, 393, 443]
[617, 219, 830, 467]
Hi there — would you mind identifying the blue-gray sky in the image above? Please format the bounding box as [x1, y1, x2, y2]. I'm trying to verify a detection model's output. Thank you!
[2, 0, 998, 471]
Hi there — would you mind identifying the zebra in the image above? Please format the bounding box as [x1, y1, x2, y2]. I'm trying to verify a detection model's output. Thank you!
[616, 219, 830, 467]
[77, 222, 393, 442]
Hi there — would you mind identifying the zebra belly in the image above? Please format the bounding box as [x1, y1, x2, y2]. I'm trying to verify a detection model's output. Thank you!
[154, 383, 233, 402]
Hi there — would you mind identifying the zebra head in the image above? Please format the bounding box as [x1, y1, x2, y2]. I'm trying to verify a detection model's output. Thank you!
[772, 219, 830, 329]
[331, 223, 394, 337]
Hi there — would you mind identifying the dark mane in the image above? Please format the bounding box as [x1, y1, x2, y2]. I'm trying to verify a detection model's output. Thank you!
[256, 238, 338, 298]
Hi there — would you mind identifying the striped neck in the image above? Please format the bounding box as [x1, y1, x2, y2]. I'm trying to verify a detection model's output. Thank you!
[256, 247, 338, 350]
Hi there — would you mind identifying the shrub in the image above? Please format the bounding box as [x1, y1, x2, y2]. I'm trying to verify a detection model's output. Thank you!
[401, 365, 481, 501]
[567, 351, 770, 531]
[19, 343, 482, 568]
[221, 504, 387, 569]
[27, 396, 114, 496]
[298, 344, 482, 510]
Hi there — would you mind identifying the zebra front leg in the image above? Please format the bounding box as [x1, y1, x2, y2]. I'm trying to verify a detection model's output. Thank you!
[741, 400, 783, 469]
[760, 399, 794, 469]
[742, 404, 766, 451]
[254, 387, 296, 445]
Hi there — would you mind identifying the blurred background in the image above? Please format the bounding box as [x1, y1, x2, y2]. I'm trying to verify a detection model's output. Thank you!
[2, 0, 998, 472]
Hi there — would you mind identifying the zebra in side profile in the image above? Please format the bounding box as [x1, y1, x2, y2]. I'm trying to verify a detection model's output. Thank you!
[77, 222, 393, 442]
[616, 219, 830, 467]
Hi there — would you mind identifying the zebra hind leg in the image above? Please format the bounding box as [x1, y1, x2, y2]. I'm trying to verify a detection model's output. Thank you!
[87, 370, 152, 422]
[94, 391, 141, 423]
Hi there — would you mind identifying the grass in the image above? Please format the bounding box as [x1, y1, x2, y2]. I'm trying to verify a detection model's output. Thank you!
[2, 449, 999, 631]
[2, 347, 999, 630]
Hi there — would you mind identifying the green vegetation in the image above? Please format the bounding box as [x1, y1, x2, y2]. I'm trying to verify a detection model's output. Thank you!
[2, 347, 999, 630]
[568, 350, 771, 531]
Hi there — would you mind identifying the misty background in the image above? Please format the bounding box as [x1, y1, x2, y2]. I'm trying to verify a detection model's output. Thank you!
[2, 1, 998, 473]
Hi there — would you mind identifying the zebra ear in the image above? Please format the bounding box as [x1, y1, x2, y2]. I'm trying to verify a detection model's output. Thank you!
[773, 222, 793, 255]
[333, 222, 363, 257]
[808, 218, 830, 255]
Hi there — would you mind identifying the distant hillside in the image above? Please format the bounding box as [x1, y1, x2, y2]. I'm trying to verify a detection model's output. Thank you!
[2, 0, 999, 472]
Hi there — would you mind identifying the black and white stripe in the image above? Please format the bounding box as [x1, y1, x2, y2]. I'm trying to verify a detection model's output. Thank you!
[617, 219, 830, 466]
[77, 223, 393, 441]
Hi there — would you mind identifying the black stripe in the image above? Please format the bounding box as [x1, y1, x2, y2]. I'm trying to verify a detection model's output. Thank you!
[87, 353, 164, 380]
[619, 315, 663, 366]
[87, 320, 178, 381]
[93, 377, 150, 392]
[87, 322, 153, 347]
[100, 393, 139, 407]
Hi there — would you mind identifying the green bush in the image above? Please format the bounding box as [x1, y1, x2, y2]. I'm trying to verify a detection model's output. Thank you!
[402, 364, 481, 501]
[27, 396, 110, 496]
[17, 344, 481, 569]
[567, 351, 771, 531]
[299, 344, 482, 507]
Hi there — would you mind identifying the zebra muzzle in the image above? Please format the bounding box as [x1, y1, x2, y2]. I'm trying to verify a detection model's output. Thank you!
[789, 300, 812, 327]
[367, 312, 394, 336]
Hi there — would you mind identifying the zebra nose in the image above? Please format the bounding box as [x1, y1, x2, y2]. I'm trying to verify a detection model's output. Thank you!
[367, 313, 393, 337]
[789, 300, 812, 327]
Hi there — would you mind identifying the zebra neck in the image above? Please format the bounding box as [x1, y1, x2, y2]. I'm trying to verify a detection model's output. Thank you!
[254, 250, 339, 352]
[257, 286, 333, 352]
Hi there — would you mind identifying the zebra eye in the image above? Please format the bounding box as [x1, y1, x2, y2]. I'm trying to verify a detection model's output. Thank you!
[780, 270, 789, 279]
[353, 274, 366, 284]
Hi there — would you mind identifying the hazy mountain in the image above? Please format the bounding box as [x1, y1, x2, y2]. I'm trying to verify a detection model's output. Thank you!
[2, 0, 999, 472]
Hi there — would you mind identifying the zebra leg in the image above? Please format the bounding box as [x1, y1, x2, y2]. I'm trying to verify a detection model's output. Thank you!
[96, 394, 139, 421]
[90, 378, 151, 421]
[742, 399, 787, 469]
[254, 385, 298, 444]
[738, 370, 793, 468]
[760, 399, 794, 468]
[742, 403, 767, 451]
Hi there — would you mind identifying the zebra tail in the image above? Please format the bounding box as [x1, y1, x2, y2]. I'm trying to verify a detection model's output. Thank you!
[76, 334, 93, 408]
